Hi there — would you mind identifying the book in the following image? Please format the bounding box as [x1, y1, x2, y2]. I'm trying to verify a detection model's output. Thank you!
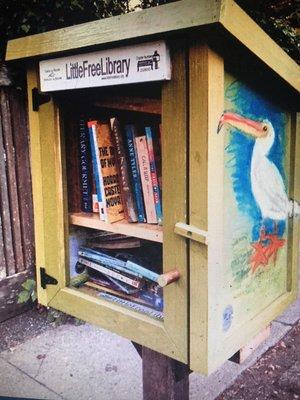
[88, 121, 105, 220]
[124, 124, 146, 223]
[110, 117, 138, 222]
[78, 247, 160, 282]
[135, 135, 157, 224]
[145, 126, 163, 224]
[89, 120, 124, 223]
[85, 280, 163, 311]
[78, 117, 93, 212]
[98, 292, 164, 320]
[89, 237, 141, 250]
[78, 256, 143, 289]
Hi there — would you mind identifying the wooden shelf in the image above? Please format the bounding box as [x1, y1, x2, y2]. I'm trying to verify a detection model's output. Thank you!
[69, 212, 163, 243]
[94, 96, 161, 115]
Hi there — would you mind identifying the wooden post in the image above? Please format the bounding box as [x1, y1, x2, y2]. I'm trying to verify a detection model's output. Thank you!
[142, 347, 190, 400]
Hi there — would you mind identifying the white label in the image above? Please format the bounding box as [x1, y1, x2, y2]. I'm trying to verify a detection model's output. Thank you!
[39, 41, 171, 92]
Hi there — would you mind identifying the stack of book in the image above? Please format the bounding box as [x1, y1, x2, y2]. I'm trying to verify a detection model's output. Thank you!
[78, 116, 162, 225]
[72, 246, 164, 320]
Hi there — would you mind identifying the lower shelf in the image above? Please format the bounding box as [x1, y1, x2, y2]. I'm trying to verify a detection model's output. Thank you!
[69, 212, 163, 243]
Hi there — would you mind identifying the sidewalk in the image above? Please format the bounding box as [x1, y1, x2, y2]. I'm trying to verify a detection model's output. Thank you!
[0, 294, 299, 400]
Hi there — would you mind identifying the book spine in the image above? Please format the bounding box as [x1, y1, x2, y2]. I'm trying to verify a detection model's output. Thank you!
[110, 118, 138, 223]
[95, 121, 124, 223]
[78, 257, 142, 289]
[145, 126, 163, 225]
[125, 260, 159, 283]
[78, 118, 93, 212]
[135, 135, 157, 224]
[99, 292, 164, 320]
[124, 125, 146, 223]
[88, 122, 105, 220]
[78, 248, 144, 279]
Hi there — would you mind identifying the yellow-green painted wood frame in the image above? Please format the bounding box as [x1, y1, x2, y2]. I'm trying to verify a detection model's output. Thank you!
[27, 44, 189, 363]
[188, 43, 300, 375]
[6, 0, 299, 93]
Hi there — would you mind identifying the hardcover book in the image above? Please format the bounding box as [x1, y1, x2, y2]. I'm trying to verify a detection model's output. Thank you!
[89, 120, 124, 223]
[124, 124, 146, 223]
[78, 117, 93, 212]
[135, 135, 157, 224]
[145, 126, 163, 224]
[110, 117, 138, 222]
[77, 257, 143, 289]
[88, 121, 105, 220]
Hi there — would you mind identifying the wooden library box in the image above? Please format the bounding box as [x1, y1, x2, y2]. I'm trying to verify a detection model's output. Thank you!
[6, 0, 299, 375]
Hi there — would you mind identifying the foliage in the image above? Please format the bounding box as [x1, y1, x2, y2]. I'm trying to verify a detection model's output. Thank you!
[0, 0, 130, 57]
[17, 278, 37, 304]
[236, 0, 299, 64]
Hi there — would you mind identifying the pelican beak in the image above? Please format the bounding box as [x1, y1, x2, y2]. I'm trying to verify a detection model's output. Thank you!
[218, 112, 267, 138]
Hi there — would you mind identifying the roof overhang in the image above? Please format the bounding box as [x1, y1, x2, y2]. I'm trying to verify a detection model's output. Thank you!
[5, 0, 299, 93]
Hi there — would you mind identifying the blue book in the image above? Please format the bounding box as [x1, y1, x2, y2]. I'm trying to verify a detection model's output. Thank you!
[88, 121, 105, 220]
[145, 126, 163, 224]
[78, 118, 92, 212]
[124, 125, 146, 223]
[78, 247, 160, 283]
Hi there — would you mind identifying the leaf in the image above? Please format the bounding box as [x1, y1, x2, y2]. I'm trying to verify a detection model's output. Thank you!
[31, 291, 37, 302]
[20, 24, 30, 33]
[22, 279, 36, 291]
[17, 290, 31, 304]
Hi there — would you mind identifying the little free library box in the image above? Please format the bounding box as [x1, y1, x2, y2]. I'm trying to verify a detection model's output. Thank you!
[6, 0, 299, 375]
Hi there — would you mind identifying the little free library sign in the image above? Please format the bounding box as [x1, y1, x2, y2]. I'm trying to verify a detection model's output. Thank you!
[39, 41, 171, 92]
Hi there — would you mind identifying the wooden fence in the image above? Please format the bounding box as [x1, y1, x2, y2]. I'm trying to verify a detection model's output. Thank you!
[0, 83, 34, 321]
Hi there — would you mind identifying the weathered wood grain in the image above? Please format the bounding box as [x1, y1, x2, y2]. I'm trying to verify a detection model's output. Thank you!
[0, 270, 33, 322]
[0, 210, 6, 280]
[142, 346, 189, 400]
[0, 90, 16, 276]
[0, 88, 25, 272]
[8, 88, 35, 272]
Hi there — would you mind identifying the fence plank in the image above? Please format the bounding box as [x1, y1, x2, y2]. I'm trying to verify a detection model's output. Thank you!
[0, 91, 15, 276]
[0, 210, 6, 279]
[9, 88, 35, 271]
[0, 88, 24, 272]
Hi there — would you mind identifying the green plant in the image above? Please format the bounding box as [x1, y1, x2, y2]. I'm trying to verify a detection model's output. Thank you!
[17, 278, 37, 304]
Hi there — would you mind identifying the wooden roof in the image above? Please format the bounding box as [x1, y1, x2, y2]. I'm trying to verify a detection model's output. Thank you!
[6, 0, 299, 92]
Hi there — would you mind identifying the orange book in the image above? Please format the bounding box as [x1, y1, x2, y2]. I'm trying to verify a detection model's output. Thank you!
[89, 120, 124, 223]
[135, 136, 157, 224]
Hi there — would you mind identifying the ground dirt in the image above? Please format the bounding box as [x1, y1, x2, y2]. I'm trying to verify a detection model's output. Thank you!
[0, 307, 83, 352]
[217, 322, 300, 400]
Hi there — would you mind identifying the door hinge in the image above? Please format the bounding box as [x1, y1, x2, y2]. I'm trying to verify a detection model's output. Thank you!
[40, 267, 58, 289]
[174, 222, 208, 245]
[32, 88, 51, 111]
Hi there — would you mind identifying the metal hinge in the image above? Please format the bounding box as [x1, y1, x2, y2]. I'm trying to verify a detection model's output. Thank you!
[174, 222, 208, 245]
[40, 267, 58, 289]
[32, 88, 51, 111]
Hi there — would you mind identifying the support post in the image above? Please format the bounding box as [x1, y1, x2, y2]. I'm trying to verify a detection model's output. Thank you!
[142, 346, 190, 400]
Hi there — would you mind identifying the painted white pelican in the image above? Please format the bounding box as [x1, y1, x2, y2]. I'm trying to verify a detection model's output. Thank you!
[218, 112, 299, 223]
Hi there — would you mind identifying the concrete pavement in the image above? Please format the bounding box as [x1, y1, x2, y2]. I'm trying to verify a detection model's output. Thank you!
[0, 293, 299, 400]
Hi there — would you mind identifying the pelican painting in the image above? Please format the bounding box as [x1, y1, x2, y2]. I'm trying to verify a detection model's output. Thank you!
[218, 112, 290, 272]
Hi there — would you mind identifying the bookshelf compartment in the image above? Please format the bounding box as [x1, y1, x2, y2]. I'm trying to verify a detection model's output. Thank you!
[63, 86, 165, 323]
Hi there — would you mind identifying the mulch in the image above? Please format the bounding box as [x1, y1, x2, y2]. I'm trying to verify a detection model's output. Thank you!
[217, 322, 300, 400]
